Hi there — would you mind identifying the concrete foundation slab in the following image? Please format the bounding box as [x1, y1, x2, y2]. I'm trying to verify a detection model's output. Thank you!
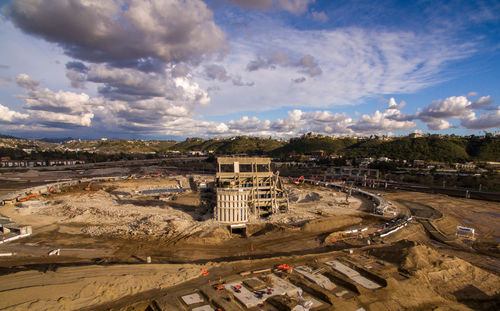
[224, 281, 261, 308]
[295, 266, 336, 290]
[325, 260, 381, 290]
[325, 260, 360, 278]
[181, 293, 204, 305]
[191, 305, 214, 311]
[225, 274, 303, 309]
[351, 275, 381, 290]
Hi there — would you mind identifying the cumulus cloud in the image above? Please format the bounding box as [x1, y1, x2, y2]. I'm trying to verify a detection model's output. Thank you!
[387, 97, 406, 109]
[460, 110, 500, 130]
[16, 73, 40, 90]
[11, 74, 95, 128]
[348, 98, 416, 133]
[418, 96, 471, 121]
[350, 111, 416, 133]
[470, 95, 495, 110]
[247, 49, 322, 77]
[0, 103, 29, 123]
[6, 0, 226, 64]
[396, 94, 500, 131]
[427, 119, 452, 130]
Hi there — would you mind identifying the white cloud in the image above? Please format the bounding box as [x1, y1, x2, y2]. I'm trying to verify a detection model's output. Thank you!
[427, 119, 452, 130]
[460, 110, 500, 130]
[224, 0, 313, 14]
[277, 0, 314, 14]
[411, 95, 498, 130]
[470, 95, 495, 110]
[202, 23, 475, 115]
[310, 10, 328, 22]
[0, 103, 29, 123]
[418, 96, 471, 121]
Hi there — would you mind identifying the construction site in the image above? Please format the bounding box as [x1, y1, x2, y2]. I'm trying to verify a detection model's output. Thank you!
[0, 157, 499, 311]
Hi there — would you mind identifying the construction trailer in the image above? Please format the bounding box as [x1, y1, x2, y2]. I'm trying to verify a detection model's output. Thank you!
[214, 157, 288, 223]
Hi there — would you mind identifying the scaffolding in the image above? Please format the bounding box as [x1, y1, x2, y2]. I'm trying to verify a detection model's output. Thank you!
[214, 157, 288, 222]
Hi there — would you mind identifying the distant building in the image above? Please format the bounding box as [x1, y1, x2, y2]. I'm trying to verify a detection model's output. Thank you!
[409, 133, 423, 138]
[455, 162, 476, 170]
[413, 160, 425, 168]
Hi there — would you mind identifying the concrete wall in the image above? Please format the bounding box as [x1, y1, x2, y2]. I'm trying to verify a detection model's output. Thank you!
[214, 188, 249, 223]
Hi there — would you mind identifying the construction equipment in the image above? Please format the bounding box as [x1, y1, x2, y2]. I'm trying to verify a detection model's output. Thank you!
[295, 176, 305, 185]
[84, 182, 92, 191]
[232, 285, 242, 293]
[17, 192, 39, 202]
[276, 264, 293, 273]
[201, 268, 209, 276]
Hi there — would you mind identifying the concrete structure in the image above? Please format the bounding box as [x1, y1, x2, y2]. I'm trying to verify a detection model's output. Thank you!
[180, 293, 204, 305]
[225, 274, 302, 309]
[215, 188, 249, 223]
[214, 157, 288, 222]
[295, 266, 336, 290]
[325, 260, 381, 290]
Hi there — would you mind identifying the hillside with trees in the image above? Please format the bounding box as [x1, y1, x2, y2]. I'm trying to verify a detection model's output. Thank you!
[1, 134, 499, 163]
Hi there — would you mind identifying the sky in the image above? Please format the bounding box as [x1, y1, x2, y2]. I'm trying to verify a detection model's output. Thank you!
[0, 0, 499, 140]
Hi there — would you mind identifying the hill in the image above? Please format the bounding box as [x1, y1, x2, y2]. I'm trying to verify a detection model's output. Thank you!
[0, 135, 499, 163]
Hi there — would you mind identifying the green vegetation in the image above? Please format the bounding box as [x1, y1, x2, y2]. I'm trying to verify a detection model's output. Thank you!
[0, 134, 499, 163]
[170, 136, 285, 155]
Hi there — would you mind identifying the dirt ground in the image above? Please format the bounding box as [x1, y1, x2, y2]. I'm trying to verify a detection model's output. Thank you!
[1, 173, 499, 311]
[0, 263, 212, 311]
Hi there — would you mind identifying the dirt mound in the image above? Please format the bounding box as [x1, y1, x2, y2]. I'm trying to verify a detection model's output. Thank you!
[301, 215, 362, 233]
[367, 240, 417, 265]
[298, 192, 322, 203]
[186, 226, 231, 245]
[402, 244, 442, 271]
[399, 244, 500, 308]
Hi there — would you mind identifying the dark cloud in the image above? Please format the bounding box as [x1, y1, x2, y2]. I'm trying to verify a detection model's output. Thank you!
[231, 76, 254, 86]
[204, 64, 253, 86]
[6, 0, 226, 65]
[292, 77, 306, 83]
[224, 0, 273, 10]
[247, 49, 322, 77]
[65, 61, 89, 73]
[204, 64, 231, 82]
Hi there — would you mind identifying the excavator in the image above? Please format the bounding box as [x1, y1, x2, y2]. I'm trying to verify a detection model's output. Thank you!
[17, 192, 39, 202]
[84, 181, 92, 191]
[295, 176, 305, 185]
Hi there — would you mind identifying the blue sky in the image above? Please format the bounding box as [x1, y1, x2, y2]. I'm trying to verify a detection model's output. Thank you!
[0, 0, 499, 139]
